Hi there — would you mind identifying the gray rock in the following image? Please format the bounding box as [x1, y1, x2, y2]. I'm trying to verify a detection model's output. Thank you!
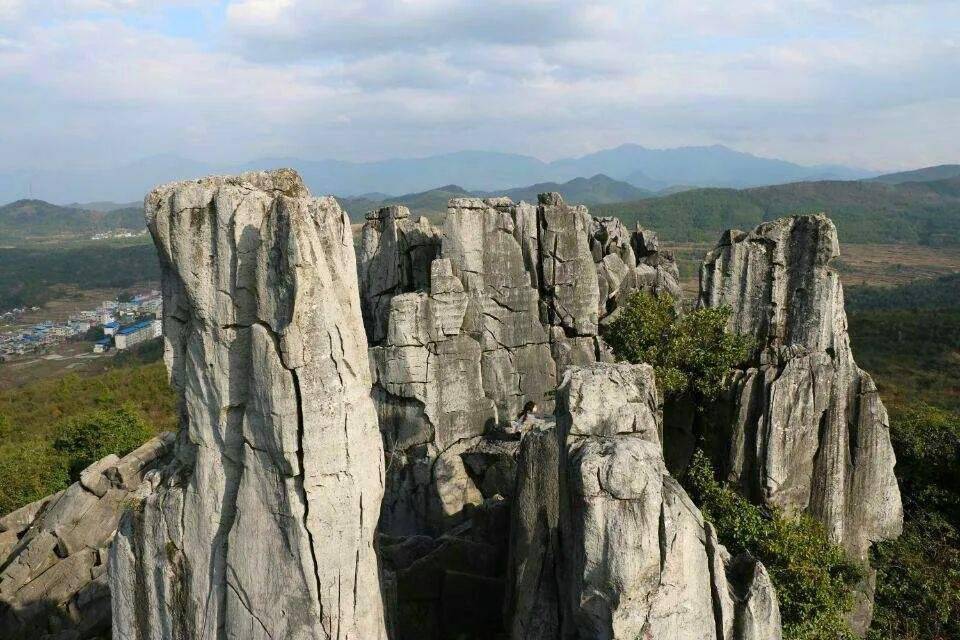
[699, 215, 902, 562]
[357, 205, 440, 345]
[109, 170, 387, 639]
[0, 433, 174, 640]
[358, 193, 682, 540]
[507, 363, 781, 640]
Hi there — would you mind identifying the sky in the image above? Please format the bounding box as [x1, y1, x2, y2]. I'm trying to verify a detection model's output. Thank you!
[0, 0, 957, 172]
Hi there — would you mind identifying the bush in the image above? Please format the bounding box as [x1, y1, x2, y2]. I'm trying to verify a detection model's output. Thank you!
[602, 291, 751, 399]
[0, 440, 69, 515]
[52, 405, 154, 481]
[684, 449, 861, 640]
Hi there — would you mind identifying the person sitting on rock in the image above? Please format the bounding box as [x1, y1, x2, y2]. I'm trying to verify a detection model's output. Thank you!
[512, 400, 539, 435]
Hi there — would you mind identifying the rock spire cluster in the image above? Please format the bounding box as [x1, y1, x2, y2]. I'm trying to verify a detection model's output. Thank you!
[0, 170, 901, 640]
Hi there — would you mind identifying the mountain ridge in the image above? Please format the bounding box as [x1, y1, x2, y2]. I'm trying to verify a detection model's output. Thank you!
[0, 144, 875, 204]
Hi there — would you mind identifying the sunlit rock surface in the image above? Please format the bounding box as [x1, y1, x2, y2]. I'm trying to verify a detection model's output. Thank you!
[699, 214, 903, 633]
[109, 170, 387, 639]
[507, 362, 782, 640]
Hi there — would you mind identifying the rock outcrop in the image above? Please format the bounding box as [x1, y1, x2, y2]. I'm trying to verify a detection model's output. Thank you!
[359, 194, 681, 537]
[507, 362, 782, 640]
[109, 170, 387, 639]
[699, 215, 902, 560]
[0, 433, 174, 640]
[358, 194, 681, 638]
[698, 215, 903, 633]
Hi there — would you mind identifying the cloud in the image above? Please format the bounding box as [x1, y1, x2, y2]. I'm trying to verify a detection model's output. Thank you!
[0, 0, 958, 175]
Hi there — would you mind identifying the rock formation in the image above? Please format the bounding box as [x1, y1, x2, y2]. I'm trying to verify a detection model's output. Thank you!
[507, 362, 782, 640]
[359, 194, 680, 536]
[357, 194, 682, 637]
[0, 433, 174, 640]
[698, 214, 903, 631]
[109, 170, 387, 639]
[698, 215, 903, 557]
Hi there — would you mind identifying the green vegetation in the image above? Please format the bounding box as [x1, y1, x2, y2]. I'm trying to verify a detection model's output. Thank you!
[0, 199, 143, 242]
[846, 272, 960, 311]
[602, 291, 751, 399]
[53, 405, 154, 480]
[595, 177, 960, 245]
[841, 276, 960, 637]
[0, 351, 176, 515]
[0, 238, 158, 309]
[867, 405, 960, 640]
[684, 449, 860, 639]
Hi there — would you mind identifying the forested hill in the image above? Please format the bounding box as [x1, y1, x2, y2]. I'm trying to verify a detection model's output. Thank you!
[594, 176, 960, 245]
[0, 199, 143, 242]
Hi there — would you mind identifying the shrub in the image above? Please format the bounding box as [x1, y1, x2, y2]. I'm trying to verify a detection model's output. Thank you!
[0, 440, 69, 516]
[602, 291, 751, 399]
[52, 404, 154, 481]
[683, 449, 861, 640]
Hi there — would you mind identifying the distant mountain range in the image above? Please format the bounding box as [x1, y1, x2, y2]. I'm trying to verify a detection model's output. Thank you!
[337, 174, 654, 219]
[595, 175, 960, 246]
[0, 144, 875, 204]
[4, 167, 959, 248]
[0, 199, 143, 243]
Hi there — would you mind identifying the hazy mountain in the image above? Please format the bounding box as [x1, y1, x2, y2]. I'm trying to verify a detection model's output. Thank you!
[871, 164, 960, 185]
[0, 199, 143, 242]
[0, 145, 874, 204]
[66, 201, 140, 212]
[481, 174, 653, 205]
[338, 185, 473, 220]
[337, 175, 653, 220]
[594, 176, 960, 246]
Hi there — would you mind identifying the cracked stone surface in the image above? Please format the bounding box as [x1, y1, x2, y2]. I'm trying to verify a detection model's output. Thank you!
[109, 170, 387, 640]
[698, 215, 903, 634]
[358, 193, 681, 537]
[507, 362, 781, 640]
[698, 215, 902, 561]
[0, 433, 174, 640]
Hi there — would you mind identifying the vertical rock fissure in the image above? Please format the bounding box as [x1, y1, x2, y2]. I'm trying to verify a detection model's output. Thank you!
[290, 366, 327, 623]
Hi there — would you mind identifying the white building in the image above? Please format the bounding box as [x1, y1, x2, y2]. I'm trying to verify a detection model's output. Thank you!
[114, 319, 161, 350]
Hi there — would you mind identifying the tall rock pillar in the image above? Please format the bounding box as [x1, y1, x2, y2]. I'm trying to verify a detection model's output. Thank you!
[109, 170, 387, 639]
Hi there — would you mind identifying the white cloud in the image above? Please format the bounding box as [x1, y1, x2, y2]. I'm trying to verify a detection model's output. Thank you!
[0, 0, 957, 172]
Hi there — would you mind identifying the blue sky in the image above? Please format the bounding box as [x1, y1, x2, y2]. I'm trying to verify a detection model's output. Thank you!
[0, 0, 957, 171]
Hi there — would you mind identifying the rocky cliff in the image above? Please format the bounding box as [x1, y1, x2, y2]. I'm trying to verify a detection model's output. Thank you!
[109, 170, 387, 639]
[0, 433, 174, 640]
[359, 194, 680, 537]
[507, 363, 781, 640]
[698, 215, 903, 631]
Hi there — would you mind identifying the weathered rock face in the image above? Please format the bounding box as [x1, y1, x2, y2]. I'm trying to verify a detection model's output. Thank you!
[507, 363, 782, 640]
[359, 193, 681, 537]
[0, 433, 174, 640]
[110, 170, 387, 639]
[698, 215, 903, 562]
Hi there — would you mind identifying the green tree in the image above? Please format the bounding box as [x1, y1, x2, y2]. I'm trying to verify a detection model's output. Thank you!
[684, 450, 861, 640]
[602, 291, 751, 399]
[52, 404, 154, 481]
